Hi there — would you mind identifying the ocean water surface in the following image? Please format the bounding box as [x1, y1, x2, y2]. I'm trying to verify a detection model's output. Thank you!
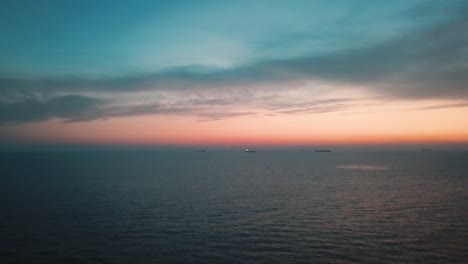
[1, 150, 467, 263]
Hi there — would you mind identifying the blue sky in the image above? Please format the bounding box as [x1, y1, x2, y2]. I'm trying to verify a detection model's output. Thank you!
[0, 0, 439, 77]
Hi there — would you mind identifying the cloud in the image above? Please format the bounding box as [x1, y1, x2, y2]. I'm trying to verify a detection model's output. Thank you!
[196, 111, 258, 122]
[0, 1, 467, 124]
[267, 98, 355, 110]
[252, 2, 468, 100]
[336, 165, 389, 171]
[411, 102, 468, 111]
[2, 2, 467, 98]
[277, 104, 350, 115]
[0, 94, 261, 124]
[0, 95, 102, 124]
[0, 94, 194, 124]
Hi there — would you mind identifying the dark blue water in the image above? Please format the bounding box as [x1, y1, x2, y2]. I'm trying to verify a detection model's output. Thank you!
[1, 150, 467, 263]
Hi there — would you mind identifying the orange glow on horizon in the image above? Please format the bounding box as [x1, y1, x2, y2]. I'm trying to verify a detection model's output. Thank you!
[1, 95, 467, 146]
[1, 101, 467, 146]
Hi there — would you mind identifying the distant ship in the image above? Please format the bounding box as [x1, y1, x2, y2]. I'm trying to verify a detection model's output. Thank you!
[315, 149, 332, 152]
[244, 148, 256, 153]
[420, 149, 432, 152]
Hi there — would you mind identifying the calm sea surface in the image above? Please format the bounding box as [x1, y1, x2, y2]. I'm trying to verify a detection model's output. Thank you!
[1, 150, 467, 263]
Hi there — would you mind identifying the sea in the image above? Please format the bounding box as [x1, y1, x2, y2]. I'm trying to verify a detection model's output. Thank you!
[1, 149, 467, 263]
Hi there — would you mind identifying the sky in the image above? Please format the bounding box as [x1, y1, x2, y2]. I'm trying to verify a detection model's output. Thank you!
[0, 0, 467, 147]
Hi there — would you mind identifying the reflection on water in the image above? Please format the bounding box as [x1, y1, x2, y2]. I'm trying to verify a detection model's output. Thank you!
[337, 164, 389, 170]
[0, 150, 467, 263]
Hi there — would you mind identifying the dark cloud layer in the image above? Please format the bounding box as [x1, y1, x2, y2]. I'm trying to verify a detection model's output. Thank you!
[259, 2, 468, 99]
[0, 95, 259, 124]
[0, 95, 102, 124]
[0, 2, 467, 124]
